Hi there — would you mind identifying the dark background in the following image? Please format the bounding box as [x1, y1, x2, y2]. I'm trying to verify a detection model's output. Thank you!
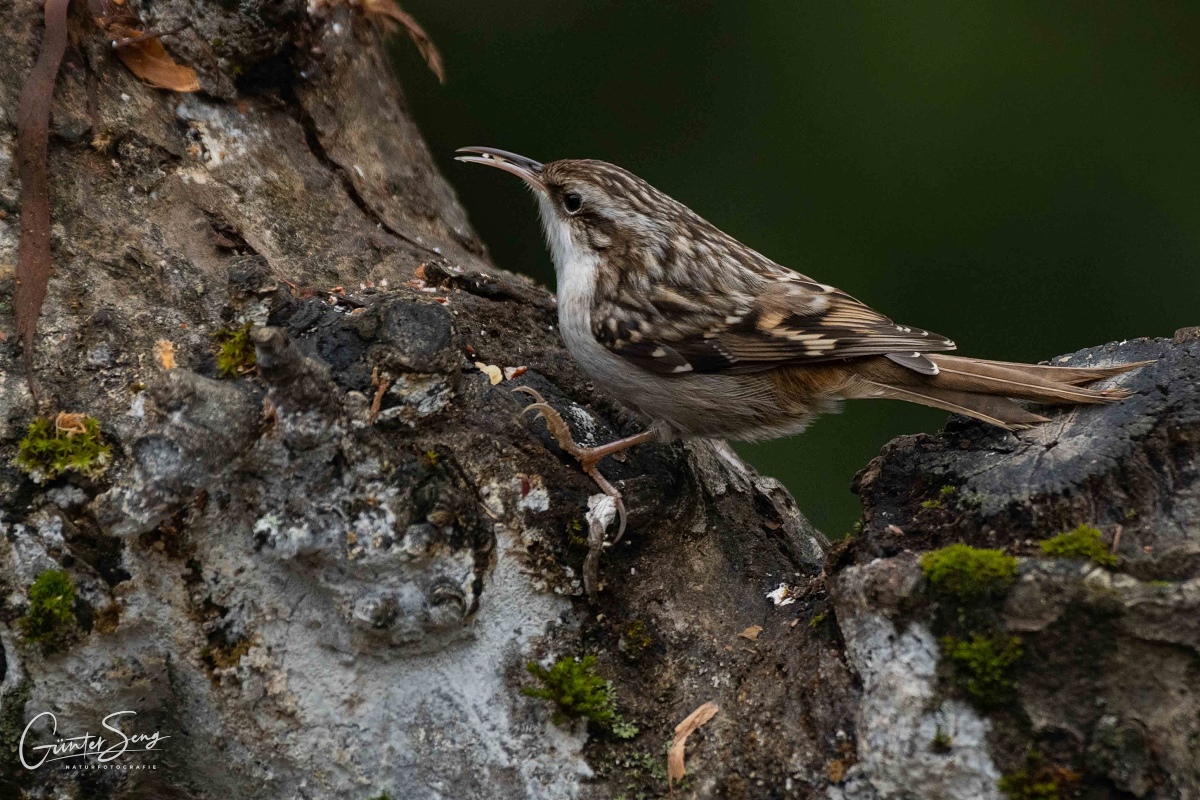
[393, 1, 1200, 537]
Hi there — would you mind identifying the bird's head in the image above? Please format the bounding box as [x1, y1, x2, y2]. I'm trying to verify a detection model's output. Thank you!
[455, 147, 692, 275]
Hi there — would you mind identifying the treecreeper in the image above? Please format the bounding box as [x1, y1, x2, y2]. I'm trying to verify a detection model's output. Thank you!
[456, 146, 1149, 538]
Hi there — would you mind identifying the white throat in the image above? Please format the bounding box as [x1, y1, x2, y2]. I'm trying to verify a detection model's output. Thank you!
[536, 194, 598, 314]
[535, 193, 612, 373]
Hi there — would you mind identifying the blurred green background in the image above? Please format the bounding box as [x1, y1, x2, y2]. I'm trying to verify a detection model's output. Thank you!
[393, 1, 1200, 537]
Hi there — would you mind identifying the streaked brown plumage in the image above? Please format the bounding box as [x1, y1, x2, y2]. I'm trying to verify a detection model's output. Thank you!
[456, 147, 1147, 533]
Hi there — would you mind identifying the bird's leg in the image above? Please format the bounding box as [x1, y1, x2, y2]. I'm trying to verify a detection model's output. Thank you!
[513, 387, 657, 543]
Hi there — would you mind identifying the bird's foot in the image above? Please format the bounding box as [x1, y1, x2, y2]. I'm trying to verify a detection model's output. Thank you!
[514, 386, 631, 544]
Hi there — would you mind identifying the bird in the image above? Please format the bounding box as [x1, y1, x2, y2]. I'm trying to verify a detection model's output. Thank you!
[455, 146, 1147, 537]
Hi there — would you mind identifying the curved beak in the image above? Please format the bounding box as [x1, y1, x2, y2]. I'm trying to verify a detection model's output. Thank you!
[455, 146, 545, 190]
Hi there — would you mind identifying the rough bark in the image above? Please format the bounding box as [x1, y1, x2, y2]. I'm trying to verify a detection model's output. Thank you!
[0, 4, 830, 798]
[0, 3, 1197, 799]
[832, 330, 1200, 800]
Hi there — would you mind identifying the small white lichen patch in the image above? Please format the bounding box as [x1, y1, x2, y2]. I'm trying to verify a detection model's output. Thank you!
[376, 374, 452, 427]
[128, 391, 147, 419]
[564, 405, 599, 446]
[516, 474, 550, 513]
[0, 216, 16, 281]
[586, 493, 617, 539]
[176, 95, 257, 169]
[766, 583, 796, 606]
[0, 132, 17, 208]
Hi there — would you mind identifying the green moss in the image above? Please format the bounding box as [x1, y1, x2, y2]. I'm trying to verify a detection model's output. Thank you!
[15, 416, 112, 481]
[999, 773, 1060, 800]
[921, 485, 957, 510]
[212, 323, 257, 378]
[523, 655, 638, 738]
[999, 752, 1081, 800]
[931, 727, 953, 754]
[19, 570, 76, 643]
[921, 544, 1018, 600]
[941, 634, 1023, 708]
[611, 719, 640, 740]
[1039, 525, 1117, 567]
[809, 611, 828, 628]
[621, 620, 653, 654]
[566, 517, 589, 550]
[619, 749, 669, 785]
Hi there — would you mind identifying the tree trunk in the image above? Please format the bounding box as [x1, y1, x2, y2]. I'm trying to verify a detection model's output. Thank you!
[0, 4, 1196, 799]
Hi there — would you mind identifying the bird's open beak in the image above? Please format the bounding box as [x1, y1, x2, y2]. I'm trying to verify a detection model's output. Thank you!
[454, 147, 545, 190]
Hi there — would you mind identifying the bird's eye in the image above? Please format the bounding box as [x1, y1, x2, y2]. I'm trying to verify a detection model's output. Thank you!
[563, 192, 583, 214]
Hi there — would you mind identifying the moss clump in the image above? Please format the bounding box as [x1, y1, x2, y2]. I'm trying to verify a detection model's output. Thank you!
[1039, 525, 1117, 567]
[941, 634, 1023, 708]
[212, 323, 257, 378]
[15, 416, 112, 481]
[201, 638, 252, 671]
[620, 620, 653, 655]
[931, 727, 953, 754]
[921, 544, 1018, 600]
[999, 752, 1081, 799]
[19, 570, 77, 643]
[921, 485, 957, 510]
[523, 655, 638, 738]
[999, 772, 1060, 800]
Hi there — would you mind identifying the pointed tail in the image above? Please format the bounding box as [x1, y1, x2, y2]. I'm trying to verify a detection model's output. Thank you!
[853, 354, 1150, 430]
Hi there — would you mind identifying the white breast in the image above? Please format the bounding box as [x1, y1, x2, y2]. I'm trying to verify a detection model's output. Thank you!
[533, 194, 787, 439]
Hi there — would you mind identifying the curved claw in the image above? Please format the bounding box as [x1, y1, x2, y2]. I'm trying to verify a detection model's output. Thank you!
[510, 384, 638, 557]
[513, 391, 584, 459]
[611, 495, 628, 544]
[519, 401, 556, 420]
[512, 386, 546, 404]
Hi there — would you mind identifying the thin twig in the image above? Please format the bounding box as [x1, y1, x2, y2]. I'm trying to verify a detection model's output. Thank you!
[15, 0, 72, 404]
[369, 377, 391, 425]
[111, 22, 191, 49]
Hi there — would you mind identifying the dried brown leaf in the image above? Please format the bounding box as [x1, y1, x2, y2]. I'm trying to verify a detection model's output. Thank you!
[55, 412, 89, 436]
[115, 34, 200, 92]
[667, 701, 718, 790]
[154, 339, 176, 370]
[362, 0, 445, 83]
[15, 0, 72, 394]
[737, 625, 762, 641]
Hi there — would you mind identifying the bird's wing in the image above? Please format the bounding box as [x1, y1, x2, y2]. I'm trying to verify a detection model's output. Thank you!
[593, 276, 956, 376]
